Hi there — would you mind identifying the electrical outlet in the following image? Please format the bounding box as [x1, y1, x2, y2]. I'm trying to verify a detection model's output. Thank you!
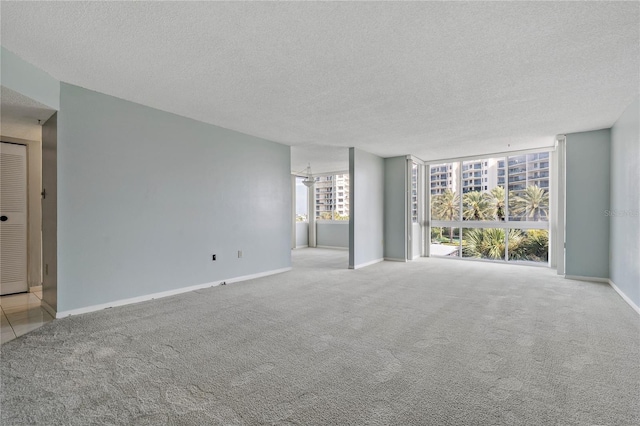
[212, 254, 216, 261]
[238, 250, 242, 258]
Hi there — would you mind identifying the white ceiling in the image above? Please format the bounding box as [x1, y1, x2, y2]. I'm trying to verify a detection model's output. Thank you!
[1, 1, 638, 173]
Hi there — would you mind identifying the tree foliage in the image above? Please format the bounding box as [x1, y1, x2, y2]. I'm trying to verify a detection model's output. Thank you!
[462, 228, 548, 262]
[509, 185, 549, 221]
[462, 191, 492, 221]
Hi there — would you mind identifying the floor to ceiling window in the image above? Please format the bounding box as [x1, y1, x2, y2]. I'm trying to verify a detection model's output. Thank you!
[429, 151, 550, 264]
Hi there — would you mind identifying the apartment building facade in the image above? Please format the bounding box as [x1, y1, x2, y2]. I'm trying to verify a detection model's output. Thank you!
[315, 174, 350, 219]
[430, 152, 550, 196]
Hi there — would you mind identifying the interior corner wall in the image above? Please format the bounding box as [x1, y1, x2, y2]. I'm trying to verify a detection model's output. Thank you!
[316, 222, 349, 248]
[41, 113, 58, 311]
[56, 83, 291, 313]
[610, 97, 640, 309]
[1, 47, 60, 110]
[295, 222, 309, 248]
[349, 148, 384, 269]
[565, 129, 611, 280]
[384, 157, 407, 260]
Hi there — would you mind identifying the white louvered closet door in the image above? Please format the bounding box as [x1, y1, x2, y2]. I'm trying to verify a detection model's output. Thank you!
[0, 142, 28, 295]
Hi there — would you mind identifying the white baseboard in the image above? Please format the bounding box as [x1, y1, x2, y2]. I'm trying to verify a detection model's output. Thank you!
[349, 258, 384, 270]
[54, 267, 292, 319]
[565, 275, 640, 316]
[384, 257, 406, 262]
[609, 279, 640, 316]
[564, 275, 609, 284]
[294, 245, 309, 249]
[224, 267, 292, 285]
[29, 285, 43, 292]
[316, 245, 349, 250]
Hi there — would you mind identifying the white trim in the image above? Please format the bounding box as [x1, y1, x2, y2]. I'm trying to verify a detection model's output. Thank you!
[291, 175, 296, 250]
[564, 275, 609, 283]
[41, 300, 56, 318]
[223, 267, 292, 284]
[608, 280, 640, 315]
[431, 220, 549, 230]
[29, 285, 43, 292]
[407, 158, 412, 260]
[312, 169, 349, 178]
[54, 267, 292, 319]
[316, 245, 348, 250]
[555, 135, 566, 275]
[349, 258, 384, 270]
[293, 245, 309, 249]
[406, 154, 425, 165]
[384, 257, 407, 262]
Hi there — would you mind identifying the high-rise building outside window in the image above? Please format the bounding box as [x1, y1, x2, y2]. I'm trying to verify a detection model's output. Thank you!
[315, 174, 349, 220]
[430, 151, 550, 263]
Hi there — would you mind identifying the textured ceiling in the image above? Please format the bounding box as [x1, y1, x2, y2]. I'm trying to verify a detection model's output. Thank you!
[1, 1, 638, 172]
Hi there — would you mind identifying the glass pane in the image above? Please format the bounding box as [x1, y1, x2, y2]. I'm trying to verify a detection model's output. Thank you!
[430, 162, 460, 221]
[295, 177, 308, 222]
[411, 163, 418, 223]
[430, 227, 460, 257]
[508, 229, 549, 263]
[462, 228, 507, 260]
[461, 157, 505, 221]
[334, 174, 349, 221]
[315, 175, 333, 220]
[507, 153, 550, 221]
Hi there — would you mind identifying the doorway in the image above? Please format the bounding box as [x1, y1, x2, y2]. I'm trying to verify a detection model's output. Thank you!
[1, 142, 28, 295]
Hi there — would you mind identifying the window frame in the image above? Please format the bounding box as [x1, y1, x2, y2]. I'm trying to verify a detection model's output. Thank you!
[427, 147, 554, 265]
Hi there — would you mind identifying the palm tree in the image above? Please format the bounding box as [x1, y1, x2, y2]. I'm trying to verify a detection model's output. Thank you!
[432, 189, 459, 243]
[520, 229, 549, 262]
[462, 191, 491, 221]
[510, 185, 549, 221]
[463, 228, 506, 259]
[488, 186, 506, 221]
[463, 228, 525, 260]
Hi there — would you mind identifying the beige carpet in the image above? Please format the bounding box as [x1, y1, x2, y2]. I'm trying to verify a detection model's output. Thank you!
[2, 249, 639, 425]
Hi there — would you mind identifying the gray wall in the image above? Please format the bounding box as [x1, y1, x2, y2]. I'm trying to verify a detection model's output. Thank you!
[316, 222, 349, 248]
[565, 129, 611, 279]
[384, 156, 406, 260]
[56, 84, 291, 312]
[610, 97, 640, 308]
[1, 47, 60, 109]
[41, 113, 58, 311]
[295, 222, 309, 248]
[349, 148, 384, 268]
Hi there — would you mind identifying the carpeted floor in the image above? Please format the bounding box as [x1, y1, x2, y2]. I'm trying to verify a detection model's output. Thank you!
[1, 248, 639, 425]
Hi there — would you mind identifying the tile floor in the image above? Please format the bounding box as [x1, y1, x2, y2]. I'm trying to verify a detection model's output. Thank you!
[1, 290, 54, 345]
